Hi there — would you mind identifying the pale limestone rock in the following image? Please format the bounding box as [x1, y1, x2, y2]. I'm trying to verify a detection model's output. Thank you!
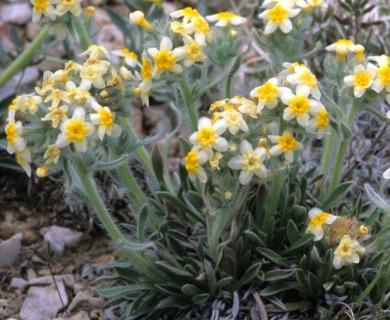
[43, 225, 83, 256]
[0, 3, 32, 25]
[0, 233, 23, 267]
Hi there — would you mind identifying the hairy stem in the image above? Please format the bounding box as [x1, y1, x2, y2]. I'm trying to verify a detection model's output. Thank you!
[72, 16, 91, 50]
[0, 25, 50, 88]
[179, 73, 198, 131]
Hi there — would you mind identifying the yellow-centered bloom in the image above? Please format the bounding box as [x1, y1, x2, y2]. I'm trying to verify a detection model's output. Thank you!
[268, 131, 303, 163]
[112, 49, 138, 67]
[286, 66, 321, 99]
[281, 86, 321, 127]
[250, 78, 289, 113]
[228, 140, 267, 185]
[16, 149, 32, 177]
[147, 36, 186, 76]
[31, 0, 56, 22]
[5, 118, 26, 154]
[90, 106, 122, 141]
[369, 55, 390, 93]
[189, 117, 228, 153]
[44, 88, 71, 109]
[325, 39, 355, 62]
[56, 0, 82, 17]
[182, 35, 206, 67]
[56, 107, 95, 152]
[129, 11, 152, 31]
[205, 12, 247, 27]
[259, 3, 300, 34]
[308, 107, 329, 135]
[222, 110, 249, 134]
[41, 105, 69, 128]
[344, 63, 376, 97]
[184, 146, 208, 183]
[333, 235, 365, 269]
[306, 208, 337, 241]
[80, 59, 110, 89]
[44, 144, 61, 165]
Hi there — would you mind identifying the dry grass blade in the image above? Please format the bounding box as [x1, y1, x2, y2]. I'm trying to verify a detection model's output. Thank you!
[252, 291, 268, 320]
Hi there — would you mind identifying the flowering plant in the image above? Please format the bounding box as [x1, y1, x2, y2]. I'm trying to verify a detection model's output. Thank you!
[1, 0, 390, 318]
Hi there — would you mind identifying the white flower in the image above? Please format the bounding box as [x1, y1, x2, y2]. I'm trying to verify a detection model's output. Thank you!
[205, 12, 247, 27]
[259, 2, 300, 34]
[112, 49, 138, 68]
[344, 63, 376, 97]
[286, 66, 321, 100]
[383, 168, 390, 179]
[281, 86, 322, 127]
[16, 148, 32, 177]
[90, 106, 122, 141]
[250, 78, 290, 113]
[5, 119, 26, 154]
[306, 208, 337, 241]
[268, 131, 303, 163]
[56, 107, 95, 152]
[31, 0, 56, 22]
[184, 146, 209, 183]
[333, 235, 365, 269]
[189, 117, 228, 153]
[228, 140, 267, 185]
[222, 110, 249, 134]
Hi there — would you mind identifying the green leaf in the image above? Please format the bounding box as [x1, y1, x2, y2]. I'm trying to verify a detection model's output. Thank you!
[181, 284, 202, 296]
[322, 182, 355, 210]
[260, 282, 297, 297]
[364, 183, 390, 215]
[151, 146, 164, 183]
[95, 284, 154, 298]
[234, 262, 262, 290]
[0, 158, 23, 171]
[192, 293, 210, 304]
[286, 220, 300, 244]
[187, 191, 204, 211]
[257, 248, 290, 268]
[137, 204, 148, 243]
[282, 233, 314, 255]
[244, 229, 266, 247]
[354, 264, 384, 306]
[0, 93, 16, 117]
[204, 259, 216, 297]
[263, 269, 295, 282]
[216, 276, 233, 289]
[121, 240, 154, 251]
[155, 261, 194, 278]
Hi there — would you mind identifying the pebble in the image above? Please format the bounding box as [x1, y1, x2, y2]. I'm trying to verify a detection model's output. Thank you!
[43, 225, 84, 256]
[19, 281, 68, 320]
[0, 233, 23, 268]
[0, 3, 32, 25]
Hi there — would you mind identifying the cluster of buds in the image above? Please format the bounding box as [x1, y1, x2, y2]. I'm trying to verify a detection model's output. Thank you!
[184, 62, 329, 185]
[259, 0, 328, 35]
[306, 208, 369, 269]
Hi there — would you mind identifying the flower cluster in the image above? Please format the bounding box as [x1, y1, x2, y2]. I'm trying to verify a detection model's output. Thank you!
[5, 45, 128, 177]
[31, 0, 83, 22]
[259, 0, 328, 34]
[184, 62, 329, 185]
[126, 8, 246, 106]
[306, 208, 369, 269]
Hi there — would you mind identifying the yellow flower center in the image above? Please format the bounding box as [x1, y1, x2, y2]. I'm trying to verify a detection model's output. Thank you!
[65, 119, 89, 142]
[120, 49, 138, 59]
[185, 150, 200, 173]
[192, 17, 210, 34]
[335, 242, 353, 258]
[186, 41, 203, 62]
[141, 58, 153, 79]
[378, 66, 390, 85]
[241, 153, 261, 173]
[268, 4, 288, 23]
[153, 50, 175, 72]
[6, 123, 17, 143]
[299, 70, 317, 88]
[279, 134, 297, 151]
[258, 82, 278, 101]
[316, 109, 329, 129]
[216, 12, 236, 21]
[34, 0, 49, 11]
[196, 127, 217, 148]
[98, 108, 113, 128]
[354, 70, 370, 88]
[290, 95, 309, 115]
[309, 212, 329, 228]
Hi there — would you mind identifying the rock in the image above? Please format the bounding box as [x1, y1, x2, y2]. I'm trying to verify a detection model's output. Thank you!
[9, 277, 28, 290]
[0, 3, 32, 25]
[66, 291, 104, 314]
[43, 226, 83, 256]
[19, 281, 68, 320]
[10, 66, 40, 87]
[55, 310, 90, 320]
[0, 233, 23, 267]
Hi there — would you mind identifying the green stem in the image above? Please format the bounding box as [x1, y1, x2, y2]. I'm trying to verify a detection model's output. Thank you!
[116, 163, 147, 211]
[118, 117, 155, 179]
[320, 132, 335, 174]
[0, 25, 50, 88]
[74, 156, 125, 244]
[179, 74, 198, 131]
[329, 104, 357, 192]
[263, 171, 284, 232]
[72, 16, 91, 50]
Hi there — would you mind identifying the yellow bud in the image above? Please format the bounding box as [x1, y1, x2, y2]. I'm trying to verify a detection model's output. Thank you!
[129, 11, 152, 31]
[86, 6, 95, 20]
[134, 87, 142, 95]
[230, 30, 237, 38]
[224, 191, 233, 200]
[358, 225, 368, 236]
[99, 90, 109, 98]
[36, 166, 49, 178]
